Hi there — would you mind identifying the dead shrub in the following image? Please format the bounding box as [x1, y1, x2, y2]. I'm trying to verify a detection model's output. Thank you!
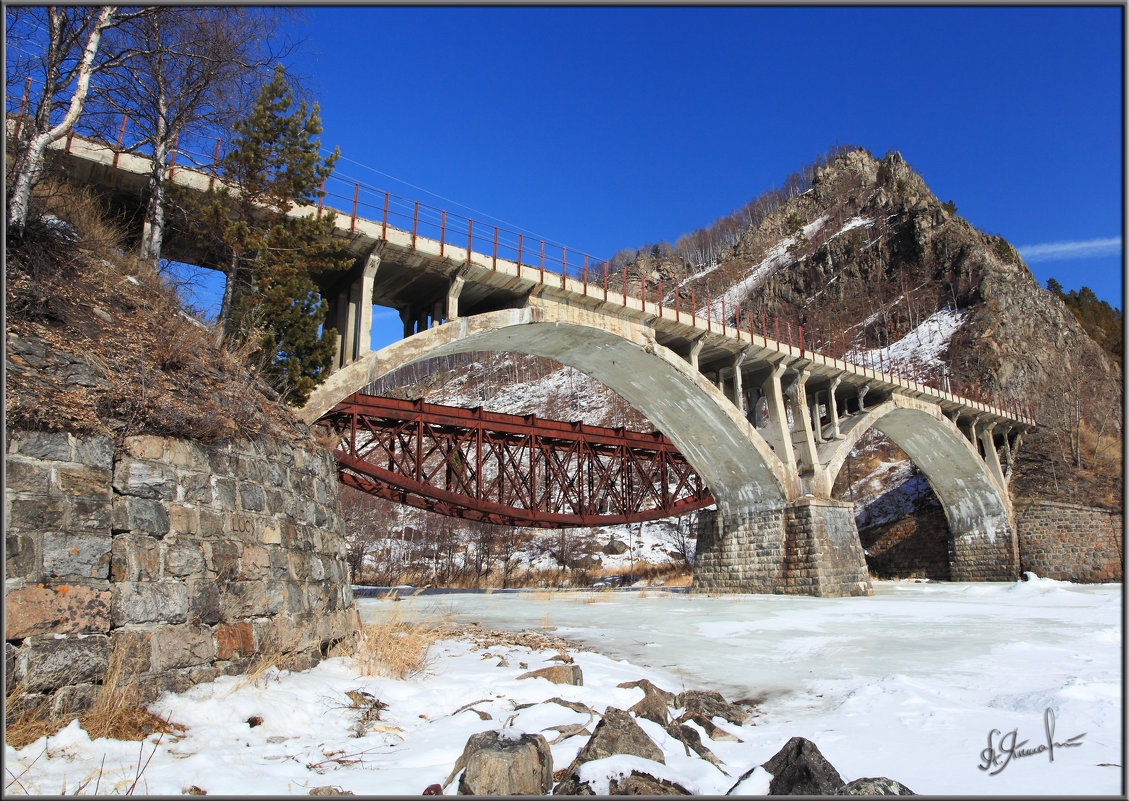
[342, 607, 445, 680]
[80, 639, 181, 742]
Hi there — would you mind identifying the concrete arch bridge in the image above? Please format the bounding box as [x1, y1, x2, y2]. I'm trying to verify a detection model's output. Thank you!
[45, 125, 1035, 597]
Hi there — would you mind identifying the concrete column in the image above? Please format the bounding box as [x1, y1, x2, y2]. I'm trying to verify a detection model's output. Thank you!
[335, 287, 350, 369]
[430, 300, 444, 329]
[447, 274, 466, 320]
[979, 421, 1006, 489]
[827, 377, 842, 439]
[762, 360, 797, 467]
[998, 425, 1015, 483]
[355, 252, 380, 359]
[399, 307, 415, 339]
[731, 350, 747, 414]
[786, 368, 818, 476]
[688, 336, 705, 373]
[810, 393, 824, 444]
[414, 308, 429, 335]
[857, 382, 871, 413]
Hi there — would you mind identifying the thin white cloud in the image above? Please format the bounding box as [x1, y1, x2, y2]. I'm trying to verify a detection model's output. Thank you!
[1016, 236, 1122, 263]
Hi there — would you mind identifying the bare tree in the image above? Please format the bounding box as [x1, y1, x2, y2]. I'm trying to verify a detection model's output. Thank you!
[6, 5, 154, 234]
[91, 7, 292, 262]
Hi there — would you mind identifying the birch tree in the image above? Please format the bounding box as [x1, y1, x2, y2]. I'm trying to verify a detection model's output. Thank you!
[91, 7, 289, 262]
[6, 6, 152, 234]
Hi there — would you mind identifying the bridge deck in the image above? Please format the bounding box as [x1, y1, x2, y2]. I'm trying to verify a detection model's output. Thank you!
[37, 124, 1032, 433]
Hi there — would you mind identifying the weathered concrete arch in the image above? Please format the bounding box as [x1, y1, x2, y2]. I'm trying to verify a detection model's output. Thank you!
[303, 304, 795, 516]
[818, 395, 1017, 580]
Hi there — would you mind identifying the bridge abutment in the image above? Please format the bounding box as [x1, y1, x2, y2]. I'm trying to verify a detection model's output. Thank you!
[691, 498, 872, 597]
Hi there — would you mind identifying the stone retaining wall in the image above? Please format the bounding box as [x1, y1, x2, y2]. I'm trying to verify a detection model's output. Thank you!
[5, 429, 357, 713]
[1015, 500, 1123, 582]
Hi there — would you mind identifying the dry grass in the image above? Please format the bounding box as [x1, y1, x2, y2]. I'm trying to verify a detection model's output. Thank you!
[4, 641, 180, 754]
[4, 681, 67, 751]
[340, 606, 446, 680]
[5, 171, 301, 443]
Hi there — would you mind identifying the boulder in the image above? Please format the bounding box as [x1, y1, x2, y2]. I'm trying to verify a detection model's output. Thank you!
[675, 689, 747, 726]
[762, 737, 844, 795]
[571, 707, 665, 766]
[448, 730, 553, 796]
[516, 665, 583, 686]
[603, 539, 628, 555]
[835, 777, 916, 795]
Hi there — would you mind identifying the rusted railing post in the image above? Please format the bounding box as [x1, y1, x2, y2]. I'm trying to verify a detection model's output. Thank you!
[411, 201, 418, 248]
[351, 182, 359, 232]
[112, 113, 127, 167]
[382, 192, 389, 239]
[492, 227, 498, 270]
[467, 219, 474, 263]
[440, 209, 446, 256]
[517, 234, 523, 277]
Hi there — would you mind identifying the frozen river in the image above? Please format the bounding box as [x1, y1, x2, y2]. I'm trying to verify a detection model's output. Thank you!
[360, 577, 1123, 795]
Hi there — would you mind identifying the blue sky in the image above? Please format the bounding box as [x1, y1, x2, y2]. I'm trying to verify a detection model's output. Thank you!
[177, 6, 1123, 338]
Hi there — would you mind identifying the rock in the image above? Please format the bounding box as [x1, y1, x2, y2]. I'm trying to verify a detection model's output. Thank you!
[554, 766, 692, 796]
[678, 713, 741, 742]
[617, 678, 676, 705]
[447, 730, 553, 795]
[609, 771, 692, 795]
[516, 665, 583, 686]
[665, 722, 720, 763]
[184, 786, 207, 795]
[629, 689, 670, 725]
[308, 787, 353, 796]
[675, 689, 747, 725]
[5, 584, 112, 639]
[761, 737, 844, 795]
[835, 777, 916, 795]
[603, 539, 628, 555]
[545, 697, 595, 714]
[422, 785, 442, 795]
[571, 706, 664, 766]
[246, 715, 263, 727]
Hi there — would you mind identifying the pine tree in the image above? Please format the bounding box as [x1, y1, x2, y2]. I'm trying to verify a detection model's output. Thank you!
[181, 66, 349, 405]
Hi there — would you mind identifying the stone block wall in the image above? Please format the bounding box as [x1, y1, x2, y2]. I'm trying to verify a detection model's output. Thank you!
[857, 504, 951, 580]
[5, 429, 358, 713]
[691, 499, 872, 597]
[784, 498, 872, 597]
[948, 519, 1018, 582]
[1015, 500, 1123, 582]
[691, 505, 786, 594]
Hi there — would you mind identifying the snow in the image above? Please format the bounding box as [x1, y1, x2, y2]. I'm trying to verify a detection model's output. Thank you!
[6, 579, 1119, 796]
[850, 306, 968, 374]
[40, 213, 78, 240]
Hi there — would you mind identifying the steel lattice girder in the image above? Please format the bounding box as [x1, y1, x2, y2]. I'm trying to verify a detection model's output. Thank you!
[316, 392, 715, 528]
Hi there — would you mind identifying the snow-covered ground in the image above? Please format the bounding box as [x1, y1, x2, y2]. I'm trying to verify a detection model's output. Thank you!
[5, 578, 1119, 796]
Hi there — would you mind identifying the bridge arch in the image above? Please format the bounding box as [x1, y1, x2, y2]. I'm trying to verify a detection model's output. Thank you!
[817, 395, 1017, 580]
[303, 303, 795, 516]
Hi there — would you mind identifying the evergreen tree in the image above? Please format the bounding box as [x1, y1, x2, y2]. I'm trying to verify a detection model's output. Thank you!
[182, 66, 349, 405]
